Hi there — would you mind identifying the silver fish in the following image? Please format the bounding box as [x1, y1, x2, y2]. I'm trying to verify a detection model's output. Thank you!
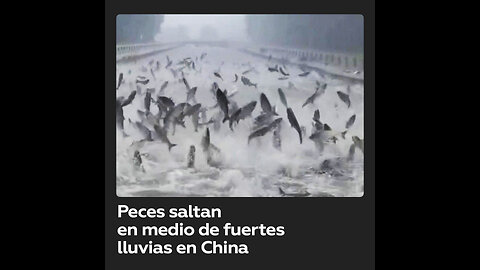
[278, 88, 288, 108]
[287, 108, 302, 144]
[346, 114, 356, 129]
[216, 89, 229, 123]
[337, 91, 351, 108]
[153, 124, 177, 151]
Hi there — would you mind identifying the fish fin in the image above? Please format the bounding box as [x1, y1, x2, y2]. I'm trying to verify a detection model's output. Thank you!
[222, 116, 229, 123]
[279, 187, 286, 196]
[341, 131, 347, 139]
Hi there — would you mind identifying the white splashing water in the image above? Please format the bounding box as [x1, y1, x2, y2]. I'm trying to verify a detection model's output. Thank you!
[116, 44, 364, 197]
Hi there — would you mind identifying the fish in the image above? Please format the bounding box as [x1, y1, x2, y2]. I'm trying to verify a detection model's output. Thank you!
[183, 103, 201, 117]
[150, 68, 156, 81]
[298, 71, 310, 77]
[279, 66, 289, 76]
[278, 88, 288, 108]
[248, 117, 282, 143]
[248, 126, 272, 143]
[337, 91, 351, 108]
[136, 76, 149, 85]
[214, 72, 223, 81]
[116, 100, 125, 130]
[268, 117, 283, 130]
[347, 143, 356, 161]
[260, 93, 277, 115]
[116, 73, 123, 90]
[144, 91, 151, 112]
[254, 112, 274, 128]
[192, 112, 200, 132]
[233, 74, 238, 82]
[200, 53, 207, 60]
[268, 65, 278, 72]
[242, 68, 254, 74]
[313, 109, 320, 122]
[238, 101, 257, 121]
[316, 80, 327, 89]
[287, 108, 302, 144]
[165, 55, 172, 68]
[182, 77, 190, 91]
[278, 77, 289, 80]
[153, 124, 177, 151]
[121, 91, 136, 107]
[187, 145, 196, 168]
[163, 103, 184, 131]
[159, 81, 168, 93]
[346, 114, 356, 129]
[137, 109, 161, 128]
[216, 89, 229, 123]
[309, 131, 326, 152]
[352, 136, 364, 154]
[229, 108, 242, 131]
[157, 96, 175, 109]
[186, 87, 197, 103]
[133, 121, 153, 141]
[240, 76, 257, 88]
[201, 127, 211, 151]
[302, 88, 321, 107]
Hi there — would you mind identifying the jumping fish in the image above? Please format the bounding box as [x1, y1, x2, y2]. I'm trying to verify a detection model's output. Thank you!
[153, 124, 177, 151]
[260, 93, 277, 115]
[346, 114, 356, 129]
[298, 71, 310, 77]
[159, 81, 168, 93]
[238, 101, 257, 121]
[279, 66, 289, 76]
[240, 76, 257, 88]
[229, 108, 242, 131]
[144, 91, 151, 112]
[337, 91, 351, 108]
[287, 108, 302, 144]
[302, 88, 321, 107]
[186, 86, 197, 103]
[116, 73, 123, 90]
[352, 136, 364, 154]
[268, 65, 279, 72]
[121, 91, 136, 107]
[216, 89, 229, 123]
[278, 88, 288, 108]
[214, 72, 223, 81]
[136, 76, 149, 85]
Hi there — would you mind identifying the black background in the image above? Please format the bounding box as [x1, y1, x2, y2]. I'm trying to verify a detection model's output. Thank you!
[105, 1, 375, 269]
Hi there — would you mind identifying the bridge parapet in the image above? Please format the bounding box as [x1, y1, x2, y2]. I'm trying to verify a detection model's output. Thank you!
[255, 45, 364, 72]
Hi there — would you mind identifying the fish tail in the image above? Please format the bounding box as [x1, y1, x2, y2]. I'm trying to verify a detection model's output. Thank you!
[279, 187, 286, 196]
[168, 143, 177, 151]
[222, 116, 229, 123]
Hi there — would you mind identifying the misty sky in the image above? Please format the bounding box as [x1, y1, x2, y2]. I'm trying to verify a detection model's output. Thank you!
[155, 14, 248, 42]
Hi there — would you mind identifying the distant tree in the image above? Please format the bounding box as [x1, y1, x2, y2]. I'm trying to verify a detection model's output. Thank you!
[117, 15, 164, 44]
[244, 14, 363, 53]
